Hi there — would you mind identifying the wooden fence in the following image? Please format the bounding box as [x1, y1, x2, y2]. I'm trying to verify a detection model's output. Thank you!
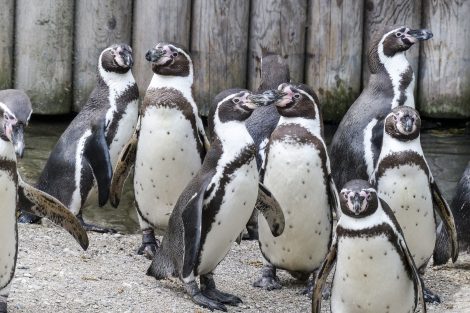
[0, 0, 468, 121]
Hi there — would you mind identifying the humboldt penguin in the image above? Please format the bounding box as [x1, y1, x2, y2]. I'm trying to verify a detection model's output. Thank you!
[109, 42, 209, 258]
[330, 26, 433, 188]
[370, 106, 458, 303]
[19, 44, 139, 232]
[0, 110, 89, 313]
[312, 180, 426, 313]
[254, 83, 338, 293]
[146, 89, 285, 312]
[0, 89, 32, 157]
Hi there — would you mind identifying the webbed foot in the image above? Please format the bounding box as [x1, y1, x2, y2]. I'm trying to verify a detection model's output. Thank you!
[253, 264, 281, 290]
[424, 287, 441, 304]
[136, 229, 160, 259]
[200, 273, 242, 306]
[77, 214, 116, 233]
[18, 212, 41, 224]
[185, 280, 227, 311]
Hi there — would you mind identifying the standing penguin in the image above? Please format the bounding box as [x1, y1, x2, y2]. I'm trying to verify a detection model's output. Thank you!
[312, 180, 426, 313]
[0, 111, 89, 313]
[146, 89, 285, 311]
[0, 89, 32, 157]
[109, 43, 209, 258]
[254, 83, 338, 292]
[19, 44, 139, 232]
[330, 26, 432, 188]
[370, 106, 458, 303]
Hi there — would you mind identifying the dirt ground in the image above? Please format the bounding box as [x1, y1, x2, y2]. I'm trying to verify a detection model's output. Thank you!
[6, 223, 470, 313]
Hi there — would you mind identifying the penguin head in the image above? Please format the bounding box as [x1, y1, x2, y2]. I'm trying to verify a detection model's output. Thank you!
[0, 95, 31, 158]
[271, 83, 321, 119]
[368, 26, 432, 73]
[385, 106, 421, 141]
[146, 43, 192, 77]
[340, 180, 379, 218]
[1, 111, 17, 143]
[99, 44, 134, 74]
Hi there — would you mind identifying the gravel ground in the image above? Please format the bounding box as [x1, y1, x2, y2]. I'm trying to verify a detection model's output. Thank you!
[6, 223, 470, 313]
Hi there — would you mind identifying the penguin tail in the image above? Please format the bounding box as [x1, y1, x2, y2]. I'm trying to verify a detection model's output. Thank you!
[146, 249, 174, 280]
[433, 221, 451, 266]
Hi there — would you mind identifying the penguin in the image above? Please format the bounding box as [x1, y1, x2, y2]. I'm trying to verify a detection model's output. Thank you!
[312, 180, 426, 313]
[329, 26, 433, 189]
[370, 106, 458, 303]
[18, 44, 139, 232]
[434, 161, 470, 264]
[146, 89, 285, 312]
[0, 110, 89, 313]
[109, 42, 209, 258]
[243, 51, 290, 240]
[253, 83, 338, 292]
[0, 89, 32, 158]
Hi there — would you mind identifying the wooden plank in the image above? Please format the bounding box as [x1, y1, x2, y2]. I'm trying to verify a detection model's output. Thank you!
[419, 0, 470, 118]
[191, 0, 250, 116]
[73, 0, 133, 112]
[305, 0, 364, 122]
[362, 0, 421, 87]
[132, 0, 191, 95]
[0, 0, 14, 89]
[248, 0, 308, 90]
[14, 0, 74, 114]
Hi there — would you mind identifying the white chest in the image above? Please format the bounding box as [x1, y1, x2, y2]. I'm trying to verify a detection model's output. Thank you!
[259, 140, 332, 271]
[331, 235, 415, 313]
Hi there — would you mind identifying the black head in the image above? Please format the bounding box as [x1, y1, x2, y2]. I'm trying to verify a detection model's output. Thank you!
[368, 26, 433, 73]
[100, 44, 133, 74]
[145, 42, 191, 77]
[340, 180, 379, 218]
[0, 94, 31, 157]
[384, 106, 421, 141]
[258, 50, 290, 92]
[271, 83, 320, 119]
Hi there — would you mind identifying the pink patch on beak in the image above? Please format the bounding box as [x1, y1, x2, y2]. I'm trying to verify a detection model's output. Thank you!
[276, 86, 294, 107]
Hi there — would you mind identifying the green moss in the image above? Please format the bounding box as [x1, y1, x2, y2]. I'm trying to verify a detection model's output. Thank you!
[420, 87, 470, 119]
[318, 78, 358, 122]
[0, 72, 12, 90]
[30, 86, 72, 115]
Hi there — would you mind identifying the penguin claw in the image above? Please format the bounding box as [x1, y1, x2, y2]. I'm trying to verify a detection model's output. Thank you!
[18, 212, 41, 224]
[253, 275, 282, 291]
[424, 287, 441, 304]
[137, 242, 159, 260]
[202, 288, 242, 306]
[192, 293, 227, 312]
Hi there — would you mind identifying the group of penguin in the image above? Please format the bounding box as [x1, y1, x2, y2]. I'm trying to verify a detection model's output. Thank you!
[0, 24, 468, 313]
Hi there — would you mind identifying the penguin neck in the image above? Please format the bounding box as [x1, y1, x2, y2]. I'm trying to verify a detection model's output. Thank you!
[0, 137, 16, 161]
[277, 115, 321, 136]
[148, 72, 197, 113]
[98, 67, 135, 96]
[214, 115, 254, 158]
[379, 132, 423, 158]
[338, 204, 389, 231]
[375, 47, 415, 109]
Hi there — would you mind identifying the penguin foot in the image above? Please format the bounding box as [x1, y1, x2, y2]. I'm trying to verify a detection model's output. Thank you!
[253, 264, 281, 290]
[202, 289, 242, 306]
[289, 270, 310, 282]
[424, 287, 441, 304]
[137, 229, 160, 259]
[301, 277, 314, 297]
[192, 293, 227, 312]
[18, 212, 41, 224]
[77, 214, 116, 234]
[242, 226, 259, 240]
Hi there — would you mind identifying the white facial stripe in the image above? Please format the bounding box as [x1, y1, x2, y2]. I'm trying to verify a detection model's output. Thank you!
[0, 102, 15, 118]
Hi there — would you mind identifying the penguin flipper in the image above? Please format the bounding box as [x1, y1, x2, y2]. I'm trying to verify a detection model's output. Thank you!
[255, 182, 285, 237]
[18, 175, 89, 250]
[84, 117, 112, 207]
[109, 119, 140, 207]
[327, 175, 341, 217]
[431, 181, 459, 262]
[312, 238, 337, 313]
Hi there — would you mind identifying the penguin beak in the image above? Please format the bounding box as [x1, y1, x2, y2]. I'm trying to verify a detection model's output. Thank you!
[248, 90, 287, 107]
[403, 116, 414, 133]
[407, 29, 433, 42]
[145, 48, 165, 63]
[146, 45, 176, 67]
[352, 193, 362, 215]
[12, 124, 25, 158]
[123, 51, 133, 67]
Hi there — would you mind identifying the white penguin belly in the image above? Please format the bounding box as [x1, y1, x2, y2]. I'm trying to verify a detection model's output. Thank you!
[134, 106, 202, 229]
[108, 100, 138, 166]
[259, 142, 331, 272]
[377, 165, 435, 268]
[0, 170, 17, 295]
[197, 160, 258, 275]
[331, 235, 415, 313]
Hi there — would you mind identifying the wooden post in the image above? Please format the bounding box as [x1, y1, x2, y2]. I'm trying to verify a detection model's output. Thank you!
[248, 0, 308, 91]
[362, 0, 422, 87]
[14, 0, 74, 114]
[191, 0, 250, 116]
[305, 0, 364, 122]
[73, 0, 133, 112]
[132, 0, 191, 96]
[0, 0, 14, 89]
[419, 0, 470, 118]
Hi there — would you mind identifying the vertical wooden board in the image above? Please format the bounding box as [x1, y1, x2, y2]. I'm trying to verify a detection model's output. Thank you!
[191, 0, 250, 116]
[0, 0, 14, 89]
[132, 0, 191, 95]
[362, 0, 421, 86]
[248, 0, 308, 90]
[73, 0, 133, 112]
[14, 0, 74, 114]
[419, 0, 470, 118]
[305, 0, 364, 122]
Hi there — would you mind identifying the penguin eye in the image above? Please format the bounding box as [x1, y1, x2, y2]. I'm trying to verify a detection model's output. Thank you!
[293, 93, 301, 99]
[395, 32, 402, 37]
[232, 98, 240, 104]
[172, 52, 178, 57]
[366, 193, 372, 201]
